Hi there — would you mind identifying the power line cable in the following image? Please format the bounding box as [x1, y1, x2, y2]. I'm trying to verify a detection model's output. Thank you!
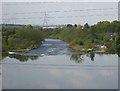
[2, 13, 117, 21]
[1, 8, 118, 15]
[3, 2, 49, 6]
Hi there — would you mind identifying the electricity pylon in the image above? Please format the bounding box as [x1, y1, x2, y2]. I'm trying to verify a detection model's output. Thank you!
[43, 12, 48, 27]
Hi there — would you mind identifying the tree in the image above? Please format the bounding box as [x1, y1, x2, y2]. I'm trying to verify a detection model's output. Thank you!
[116, 33, 120, 57]
[76, 24, 83, 32]
[67, 24, 73, 28]
[83, 23, 89, 31]
[25, 24, 33, 29]
[74, 24, 77, 28]
[110, 20, 120, 33]
[100, 21, 110, 32]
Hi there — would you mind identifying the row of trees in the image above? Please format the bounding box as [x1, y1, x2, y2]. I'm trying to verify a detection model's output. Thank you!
[2, 25, 45, 52]
[2, 20, 120, 57]
[48, 20, 120, 55]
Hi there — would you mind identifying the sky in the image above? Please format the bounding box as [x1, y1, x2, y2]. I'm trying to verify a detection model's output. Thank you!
[1, 1, 119, 25]
[1, 0, 120, 2]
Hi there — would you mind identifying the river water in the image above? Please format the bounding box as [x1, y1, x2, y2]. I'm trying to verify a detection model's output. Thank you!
[2, 39, 118, 89]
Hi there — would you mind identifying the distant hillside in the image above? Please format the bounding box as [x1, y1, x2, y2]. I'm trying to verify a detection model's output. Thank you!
[0, 24, 25, 28]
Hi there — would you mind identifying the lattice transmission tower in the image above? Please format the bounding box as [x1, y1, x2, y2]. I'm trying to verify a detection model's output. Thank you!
[43, 12, 48, 27]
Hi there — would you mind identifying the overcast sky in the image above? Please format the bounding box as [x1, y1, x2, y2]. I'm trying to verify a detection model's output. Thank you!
[1, 1, 119, 25]
[1, 0, 120, 2]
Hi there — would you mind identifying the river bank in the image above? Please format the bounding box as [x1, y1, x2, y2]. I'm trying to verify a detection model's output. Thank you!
[2, 38, 118, 89]
[49, 35, 107, 54]
[2, 27, 45, 53]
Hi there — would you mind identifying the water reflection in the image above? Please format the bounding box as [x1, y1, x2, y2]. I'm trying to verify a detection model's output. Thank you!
[1, 38, 117, 63]
[2, 39, 118, 89]
[2, 54, 118, 89]
[70, 53, 84, 63]
[2, 52, 96, 63]
[86, 52, 95, 61]
[70, 52, 95, 63]
[2, 53, 38, 62]
[117, 49, 120, 57]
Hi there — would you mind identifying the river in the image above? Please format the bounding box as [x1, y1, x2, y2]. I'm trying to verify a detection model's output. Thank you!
[2, 38, 118, 89]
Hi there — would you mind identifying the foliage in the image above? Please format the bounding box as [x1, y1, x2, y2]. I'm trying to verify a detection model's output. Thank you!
[2, 25, 45, 52]
[47, 20, 120, 55]
[2, 20, 120, 56]
[116, 32, 120, 57]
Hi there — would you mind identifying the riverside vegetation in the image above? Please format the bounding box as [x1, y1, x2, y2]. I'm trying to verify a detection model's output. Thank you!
[2, 20, 120, 56]
[2, 25, 45, 52]
[46, 20, 120, 55]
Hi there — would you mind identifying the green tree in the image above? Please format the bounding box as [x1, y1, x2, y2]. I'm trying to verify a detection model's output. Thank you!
[83, 23, 89, 31]
[25, 24, 33, 29]
[116, 33, 120, 57]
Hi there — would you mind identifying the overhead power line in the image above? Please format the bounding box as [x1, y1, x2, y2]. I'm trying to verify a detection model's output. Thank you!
[2, 13, 117, 21]
[2, 17, 42, 20]
[3, 2, 49, 6]
[1, 8, 118, 15]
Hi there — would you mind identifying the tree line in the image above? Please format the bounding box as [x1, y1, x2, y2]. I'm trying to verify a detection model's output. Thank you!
[2, 24, 45, 52]
[2, 20, 120, 57]
[46, 20, 120, 55]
